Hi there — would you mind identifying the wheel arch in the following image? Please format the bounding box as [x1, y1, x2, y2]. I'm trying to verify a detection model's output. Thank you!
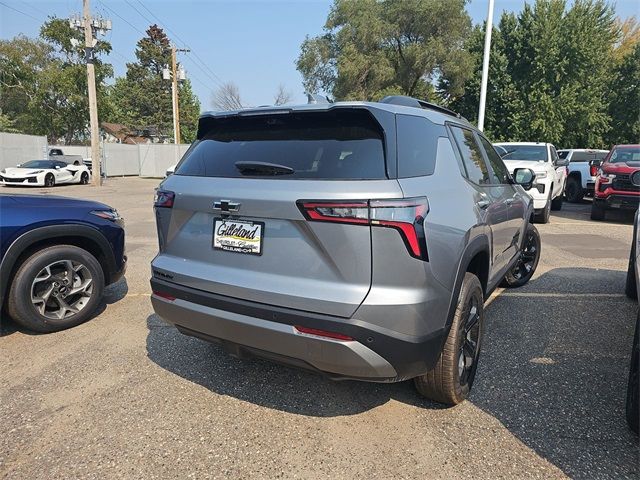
[0, 224, 116, 314]
[444, 234, 491, 331]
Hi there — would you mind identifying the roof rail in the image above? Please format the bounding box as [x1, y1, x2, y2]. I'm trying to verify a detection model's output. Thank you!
[379, 95, 462, 119]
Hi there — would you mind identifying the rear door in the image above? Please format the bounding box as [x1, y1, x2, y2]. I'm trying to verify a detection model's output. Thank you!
[448, 125, 514, 274]
[153, 109, 402, 318]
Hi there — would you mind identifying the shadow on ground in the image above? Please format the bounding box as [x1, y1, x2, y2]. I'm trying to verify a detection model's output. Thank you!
[0, 277, 128, 336]
[553, 199, 635, 225]
[145, 267, 638, 477]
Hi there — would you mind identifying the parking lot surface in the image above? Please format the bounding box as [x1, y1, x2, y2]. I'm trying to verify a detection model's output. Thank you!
[1, 177, 638, 479]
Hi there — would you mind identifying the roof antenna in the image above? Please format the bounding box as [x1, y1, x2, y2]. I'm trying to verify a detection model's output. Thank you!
[307, 93, 331, 104]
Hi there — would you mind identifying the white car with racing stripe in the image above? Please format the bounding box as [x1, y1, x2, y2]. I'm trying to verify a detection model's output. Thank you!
[0, 160, 91, 187]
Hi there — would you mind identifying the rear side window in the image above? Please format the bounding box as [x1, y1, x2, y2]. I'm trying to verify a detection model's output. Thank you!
[450, 126, 491, 185]
[396, 114, 442, 177]
[176, 110, 386, 180]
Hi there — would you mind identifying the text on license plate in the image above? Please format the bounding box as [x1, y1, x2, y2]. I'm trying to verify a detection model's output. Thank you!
[213, 218, 264, 255]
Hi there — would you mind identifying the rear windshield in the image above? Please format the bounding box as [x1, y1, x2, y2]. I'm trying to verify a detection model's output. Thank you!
[498, 145, 547, 162]
[609, 147, 640, 164]
[175, 110, 386, 179]
[568, 151, 609, 162]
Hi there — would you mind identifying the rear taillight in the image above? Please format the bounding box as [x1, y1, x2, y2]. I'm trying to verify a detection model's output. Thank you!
[154, 189, 175, 208]
[298, 197, 429, 260]
[589, 165, 599, 177]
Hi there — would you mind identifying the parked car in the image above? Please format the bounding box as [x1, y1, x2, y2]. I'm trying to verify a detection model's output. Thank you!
[495, 142, 568, 223]
[591, 145, 640, 221]
[0, 160, 91, 187]
[0, 194, 126, 332]
[150, 95, 540, 406]
[625, 208, 639, 434]
[48, 148, 84, 166]
[557, 149, 609, 203]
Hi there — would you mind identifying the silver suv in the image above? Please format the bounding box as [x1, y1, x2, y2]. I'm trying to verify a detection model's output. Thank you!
[150, 96, 540, 405]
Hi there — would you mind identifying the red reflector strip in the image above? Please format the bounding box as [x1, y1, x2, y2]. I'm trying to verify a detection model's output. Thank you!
[294, 325, 353, 341]
[306, 210, 369, 224]
[153, 291, 176, 301]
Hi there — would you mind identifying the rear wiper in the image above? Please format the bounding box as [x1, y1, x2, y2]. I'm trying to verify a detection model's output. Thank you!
[234, 161, 294, 176]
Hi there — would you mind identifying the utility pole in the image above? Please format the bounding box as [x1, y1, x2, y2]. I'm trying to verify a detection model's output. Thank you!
[477, 0, 495, 132]
[71, 3, 111, 185]
[164, 46, 189, 144]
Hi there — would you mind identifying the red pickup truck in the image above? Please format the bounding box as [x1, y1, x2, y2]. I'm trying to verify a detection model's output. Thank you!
[591, 145, 640, 221]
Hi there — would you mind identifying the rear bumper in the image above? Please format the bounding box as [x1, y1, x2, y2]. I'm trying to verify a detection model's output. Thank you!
[150, 278, 447, 382]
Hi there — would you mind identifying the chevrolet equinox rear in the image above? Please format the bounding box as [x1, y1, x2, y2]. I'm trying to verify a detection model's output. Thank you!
[151, 96, 540, 405]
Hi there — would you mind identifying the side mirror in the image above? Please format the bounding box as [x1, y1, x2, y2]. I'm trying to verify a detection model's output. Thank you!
[513, 168, 536, 191]
[590, 159, 602, 168]
[55, 166, 60, 169]
[16, 163, 21, 167]
[556, 158, 569, 167]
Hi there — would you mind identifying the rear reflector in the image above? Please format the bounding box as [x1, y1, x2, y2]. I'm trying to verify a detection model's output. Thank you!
[294, 325, 353, 341]
[298, 197, 429, 260]
[153, 291, 176, 301]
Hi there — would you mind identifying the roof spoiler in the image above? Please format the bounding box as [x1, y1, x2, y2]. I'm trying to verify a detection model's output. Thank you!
[380, 95, 464, 119]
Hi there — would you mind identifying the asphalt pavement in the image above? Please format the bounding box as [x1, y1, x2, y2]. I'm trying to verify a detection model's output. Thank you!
[0, 178, 638, 479]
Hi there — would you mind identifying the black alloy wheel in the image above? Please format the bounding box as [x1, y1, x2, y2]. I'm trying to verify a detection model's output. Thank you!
[458, 295, 481, 388]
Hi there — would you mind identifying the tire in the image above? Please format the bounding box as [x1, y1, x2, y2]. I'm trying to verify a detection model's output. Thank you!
[501, 224, 541, 288]
[534, 191, 551, 224]
[7, 245, 104, 333]
[626, 242, 637, 300]
[565, 177, 584, 203]
[590, 200, 606, 221]
[80, 172, 89, 185]
[414, 272, 484, 406]
[626, 312, 639, 435]
[44, 173, 55, 188]
[550, 193, 563, 211]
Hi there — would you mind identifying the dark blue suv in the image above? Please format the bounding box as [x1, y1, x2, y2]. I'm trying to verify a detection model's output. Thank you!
[0, 194, 126, 332]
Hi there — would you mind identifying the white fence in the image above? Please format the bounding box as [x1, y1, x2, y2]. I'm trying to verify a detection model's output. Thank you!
[0, 133, 48, 169]
[0, 132, 190, 177]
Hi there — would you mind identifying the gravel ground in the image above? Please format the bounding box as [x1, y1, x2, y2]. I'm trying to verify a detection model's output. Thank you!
[0, 178, 638, 479]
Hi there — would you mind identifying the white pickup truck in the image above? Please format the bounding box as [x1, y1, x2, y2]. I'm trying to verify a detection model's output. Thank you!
[557, 149, 609, 203]
[495, 142, 568, 223]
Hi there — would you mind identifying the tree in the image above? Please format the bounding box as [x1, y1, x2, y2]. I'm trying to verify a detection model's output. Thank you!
[273, 84, 294, 105]
[296, 0, 472, 102]
[0, 18, 113, 143]
[210, 82, 244, 110]
[107, 25, 200, 143]
[607, 42, 640, 144]
[451, 0, 618, 148]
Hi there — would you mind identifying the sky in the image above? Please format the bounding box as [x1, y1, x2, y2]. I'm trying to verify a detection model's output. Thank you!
[1, 0, 639, 111]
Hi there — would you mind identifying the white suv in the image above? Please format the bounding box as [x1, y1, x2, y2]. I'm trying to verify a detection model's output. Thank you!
[495, 142, 568, 223]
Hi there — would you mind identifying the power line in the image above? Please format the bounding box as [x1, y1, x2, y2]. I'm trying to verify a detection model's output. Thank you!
[123, 0, 155, 29]
[127, 0, 227, 88]
[0, 1, 41, 22]
[97, 0, 146, 37]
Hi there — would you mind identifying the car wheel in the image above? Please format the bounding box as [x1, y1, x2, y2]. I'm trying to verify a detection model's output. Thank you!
[626, 240, 637, 300]
[565, 177, 583, 203]
[590, 200, 606, 221]
[80, 172, 89, 185]
[626, 311, 639, 435]
[7, 245, 104, 333]
[414, 272, 484, 406]
[501, 224, 541, 288]
[44, 173, 55, 188]
[534, 192, 551, 224]
[550, 192, 563, 211]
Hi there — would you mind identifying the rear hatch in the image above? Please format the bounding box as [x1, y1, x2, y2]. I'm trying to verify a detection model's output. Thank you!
[153, 108, 402, 317]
